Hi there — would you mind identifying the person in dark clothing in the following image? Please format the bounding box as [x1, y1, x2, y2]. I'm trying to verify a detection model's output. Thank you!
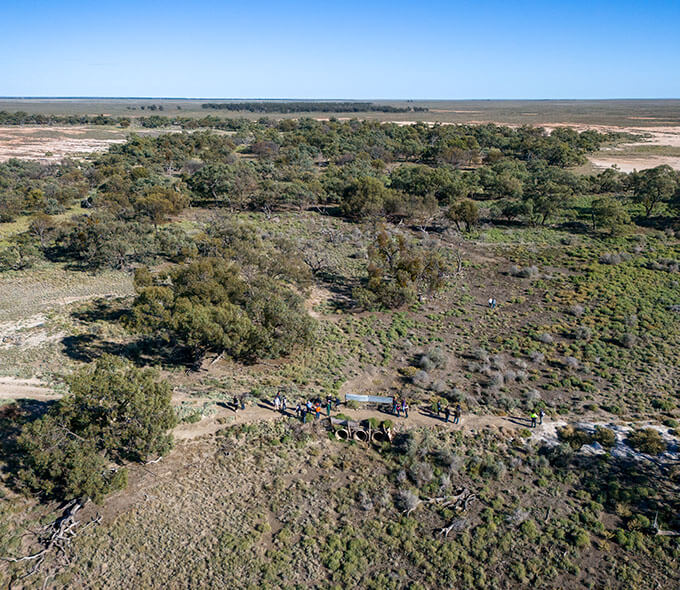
[453, 404, 461, 424]
[233, 396, 239, 412]
[326, 399, 332, 417]
[436, 400, 442, 417]
[295, 403, 301, 419]
[444, 406, 451, 423]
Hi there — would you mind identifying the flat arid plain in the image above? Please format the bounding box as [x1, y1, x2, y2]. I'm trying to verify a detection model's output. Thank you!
[2, 99, 680, 172]
[0, 99, 679, 589]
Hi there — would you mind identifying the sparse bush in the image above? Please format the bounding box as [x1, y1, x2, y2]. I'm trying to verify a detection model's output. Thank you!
[570, 304, 584, 317]
[488, 372, 504, 389]
[506, 508, 530, 525]
[600, 253, 622, 265]
[480, 456, 507, 479]
[537, 333, 554, 344]
[600, 252, 630, 265]
[424, 346, 447, 369]
[450, 387, 466, 403]
[471, 346, 489, 362]
[510, 265, 539, 278]
[545, 442, 574, 467]
[412, 370, 430, 388]
[513, 358, 528, 370]
[409, 461, 433, 486]
[357, 490, 374, 512]
[529, 351, 545, 363]
[565, 356, 579, 369]
[419, 355, 435, 371]
[396, 489, 420, 513]
[490, 354, 506, 371]
[431, 380, 447, 394]
[621, 332, 637, 348]
[526, 389, 542, 403]
[573, 326, 592, 341]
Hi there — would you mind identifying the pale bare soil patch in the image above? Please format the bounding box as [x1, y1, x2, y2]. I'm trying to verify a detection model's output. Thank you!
[0, 376, 58, 400]
[589, 154, 680, 173]
[545, 124, 680, 172]
[0, 126, 127, 162]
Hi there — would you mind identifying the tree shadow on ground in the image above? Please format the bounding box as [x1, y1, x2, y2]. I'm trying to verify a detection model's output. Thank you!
[64, 298, 196, 369]
[632, 215, 676, 231]
[60, 334, 195, 369]
[70, 298, 130, 324]
[313, 269, 357, 313]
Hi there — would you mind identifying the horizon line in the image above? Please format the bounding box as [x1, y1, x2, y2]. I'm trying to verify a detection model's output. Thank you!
[1, 96, 680, 102]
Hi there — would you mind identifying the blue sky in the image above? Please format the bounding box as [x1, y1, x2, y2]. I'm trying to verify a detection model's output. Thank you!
[1, 0, 679, 98]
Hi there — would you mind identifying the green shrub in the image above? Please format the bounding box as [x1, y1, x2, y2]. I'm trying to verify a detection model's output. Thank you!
[520, 519, 539, 540]
[17, 416, 127, 502]
[626, 428, 666, 455]
[15, 355, 176, 502]
[593, 426, 616, 448]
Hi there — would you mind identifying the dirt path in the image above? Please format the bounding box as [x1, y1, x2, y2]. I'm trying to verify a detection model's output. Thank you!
[173, 402, 531, 441]
[0, 377, 60, 401]
[0, 377, 533, 438]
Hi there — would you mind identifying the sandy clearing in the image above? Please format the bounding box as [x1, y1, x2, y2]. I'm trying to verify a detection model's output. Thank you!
[0, 125, 127, 162]
[589, 155, 680, 173]
[304, 285, 334, 319]
[0, 376, 58, 400]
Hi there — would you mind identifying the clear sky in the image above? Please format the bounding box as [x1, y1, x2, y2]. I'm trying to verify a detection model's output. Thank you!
[2, 0, 679, 99]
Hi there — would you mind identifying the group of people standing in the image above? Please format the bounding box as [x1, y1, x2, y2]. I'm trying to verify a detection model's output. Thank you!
[274, 393, 340, 422]
[530, 409, 545, 428]
[266, 392, 546, 431]
[392, 398, 409, 417]
[436, 401, 462, 424]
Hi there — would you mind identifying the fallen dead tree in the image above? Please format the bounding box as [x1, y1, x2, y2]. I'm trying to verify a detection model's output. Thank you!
[653, 513, 680, 537]
[1, 498, 101, 584]
[402, 487, 475, 518]
[399, 487, 477, 537]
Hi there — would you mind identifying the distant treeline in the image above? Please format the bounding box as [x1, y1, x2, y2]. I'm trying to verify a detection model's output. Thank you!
[0, 111, 261, 129]
[200, 102, 428, 113]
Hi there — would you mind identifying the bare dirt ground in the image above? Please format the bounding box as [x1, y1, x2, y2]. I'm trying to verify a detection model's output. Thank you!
[546, 124, 680, 172]
[0, 126, 127, 162]
[0, 376, 58, 401]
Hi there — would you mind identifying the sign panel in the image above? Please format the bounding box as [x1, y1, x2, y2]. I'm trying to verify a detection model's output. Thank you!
[345, 394, 393, 404]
